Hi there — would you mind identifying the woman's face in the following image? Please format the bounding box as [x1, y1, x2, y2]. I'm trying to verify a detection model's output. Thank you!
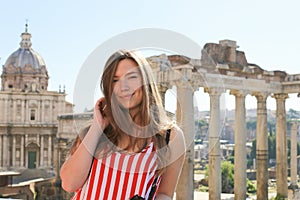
[112, 58, 143, 112]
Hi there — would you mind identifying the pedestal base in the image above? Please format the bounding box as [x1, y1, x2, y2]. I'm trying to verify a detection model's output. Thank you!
[288, 187, 300, 200]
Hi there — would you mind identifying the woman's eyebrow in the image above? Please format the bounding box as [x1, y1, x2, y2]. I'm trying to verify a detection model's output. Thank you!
[125, 71, 139, 76]
[114, 70, 139, 78]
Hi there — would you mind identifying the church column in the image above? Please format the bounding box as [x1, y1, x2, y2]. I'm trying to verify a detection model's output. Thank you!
[13, 99, 17, 122]
[25, 135, 28, 167]
[25, 99, 29, 122]
[20, 135, 24, 167]
[21, 100, 25, 123]
[5, 98, 9, 123]
[0, 98, 3, 122]
[42, 100, 45, 122]
[37, 99, 41, 122]
[0, 136, 2, 166]
[206, 88, 223, 200]
[230, 90, 247, 200]
[40, 135, 44, 167]
[48, 136, 52, 166]
[2, 135, 8, 168]
[274, 93, 288, 198]
[254, 92, 269, 200]
[40, 99, 44, 122]
[50, 100, 53, 123]
[290, 121, 298, 189]
[176, 83, 195, 200]
[12, 136, 16, 167]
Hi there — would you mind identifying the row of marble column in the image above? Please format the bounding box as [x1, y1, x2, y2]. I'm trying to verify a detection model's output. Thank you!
[158, 84, 296, 200]
[207, 90, 291, 200]
[0, 134, 53, 168]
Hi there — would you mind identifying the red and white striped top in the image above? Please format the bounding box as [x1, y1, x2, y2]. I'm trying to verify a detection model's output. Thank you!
[71, 142, 160, 200]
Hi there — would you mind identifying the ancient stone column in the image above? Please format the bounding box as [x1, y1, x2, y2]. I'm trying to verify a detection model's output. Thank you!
[157, 84, 169, 107]
[176, 83, 195, 200]
[206, 88, 223, 200]
[290, 121, 298, 188]
[274, 93, 289, 198]
[254, 92, 269, 200]
[230, 90, 247, 200]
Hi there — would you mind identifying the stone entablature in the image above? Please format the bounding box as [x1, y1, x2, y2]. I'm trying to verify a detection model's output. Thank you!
[148, 40, 300, 96]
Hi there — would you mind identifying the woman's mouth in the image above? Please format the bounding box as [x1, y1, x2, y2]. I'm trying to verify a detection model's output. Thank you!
[121, 92, 134, 99]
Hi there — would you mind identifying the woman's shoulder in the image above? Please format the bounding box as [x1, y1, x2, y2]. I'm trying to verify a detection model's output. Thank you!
[169, 124, 184, 142]
[165, 124, 185, 166]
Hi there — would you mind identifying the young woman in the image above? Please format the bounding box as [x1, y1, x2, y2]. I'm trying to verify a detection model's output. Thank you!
[60, 50, 185, 200]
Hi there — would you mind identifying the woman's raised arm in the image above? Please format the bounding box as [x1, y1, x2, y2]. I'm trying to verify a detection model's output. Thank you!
[60, 98, 109, 192]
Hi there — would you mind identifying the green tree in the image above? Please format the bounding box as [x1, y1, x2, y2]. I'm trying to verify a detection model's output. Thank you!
[221, 161, 234, 193]
[268, 134, 276, 160]
[195, 119, 208, 140]
[287, 108, 299, 119]
[246, 120, 256, 130]
[205, 162, 256, 194]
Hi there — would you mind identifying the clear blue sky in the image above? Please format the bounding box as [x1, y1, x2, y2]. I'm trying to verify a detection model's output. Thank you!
[1, 0, 299, 112]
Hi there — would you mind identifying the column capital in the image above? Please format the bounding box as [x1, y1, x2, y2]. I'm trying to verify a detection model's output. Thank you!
[175, 81, 199, 92]
[204, 87, 225, 96]
[273, 93, 289, 100]
[252, 92, 269, 101]
[230, 90, 249, 98]
[157, 84, 170, 94]
[291, 120, 298, 129]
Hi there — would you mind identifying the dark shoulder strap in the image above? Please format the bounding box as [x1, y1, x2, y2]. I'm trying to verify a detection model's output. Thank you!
[165, 129, 171, 145]
[148, 129, 171, 200]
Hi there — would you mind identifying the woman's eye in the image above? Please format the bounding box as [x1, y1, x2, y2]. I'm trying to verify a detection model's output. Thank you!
[128, 76, 137, 79]
[113, 79, 119, 83]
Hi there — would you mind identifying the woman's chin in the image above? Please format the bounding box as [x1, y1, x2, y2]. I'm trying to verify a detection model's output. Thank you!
[119, 103, 131, 110]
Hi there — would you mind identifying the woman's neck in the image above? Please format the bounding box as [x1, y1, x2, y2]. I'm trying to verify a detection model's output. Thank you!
[117, 133, 150, 153]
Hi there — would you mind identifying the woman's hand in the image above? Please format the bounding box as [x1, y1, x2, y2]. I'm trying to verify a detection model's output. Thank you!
[92, 97, 110, 132]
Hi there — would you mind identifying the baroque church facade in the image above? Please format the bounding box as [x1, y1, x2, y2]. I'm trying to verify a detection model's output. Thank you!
[0, 24, 73, 172]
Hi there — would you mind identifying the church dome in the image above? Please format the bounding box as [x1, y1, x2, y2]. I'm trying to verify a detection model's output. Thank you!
[1, 24, 49, 92]
[4, 47, 46, 69]
[4, 24, 46, 69]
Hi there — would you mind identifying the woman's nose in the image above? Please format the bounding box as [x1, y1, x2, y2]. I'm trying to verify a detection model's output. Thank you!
[120, 79, 130, 91]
